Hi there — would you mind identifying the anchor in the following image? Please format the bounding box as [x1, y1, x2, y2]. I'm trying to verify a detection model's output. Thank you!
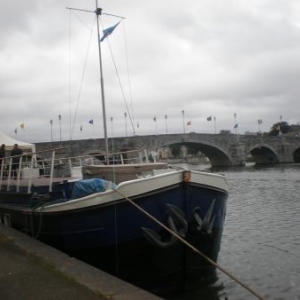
[192, 199, 216, 235]
[142, 204, 188, 248]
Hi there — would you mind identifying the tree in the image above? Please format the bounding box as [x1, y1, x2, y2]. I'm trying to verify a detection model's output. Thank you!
[169, 144, 181, 158]
[186, 143, 199, 156]
[268, 121, 291, 136]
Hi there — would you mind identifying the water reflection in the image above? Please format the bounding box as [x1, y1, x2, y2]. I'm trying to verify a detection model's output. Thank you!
[161, 274, 226, 300]
[170, 163, 300, 300]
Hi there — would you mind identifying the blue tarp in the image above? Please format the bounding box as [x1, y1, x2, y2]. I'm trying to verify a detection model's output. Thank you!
[71, 178, 109, 199]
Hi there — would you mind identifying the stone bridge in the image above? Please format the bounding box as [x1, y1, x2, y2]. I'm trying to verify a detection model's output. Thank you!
[35, 133, 300, 167]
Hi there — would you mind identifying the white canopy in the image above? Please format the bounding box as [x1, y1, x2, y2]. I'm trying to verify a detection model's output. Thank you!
[0, 130, 36, 152]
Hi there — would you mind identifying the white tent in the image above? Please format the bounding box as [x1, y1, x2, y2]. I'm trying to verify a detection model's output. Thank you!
[0, 130, 36, 152]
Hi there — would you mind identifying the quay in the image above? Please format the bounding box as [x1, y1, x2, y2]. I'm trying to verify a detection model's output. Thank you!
[0, 224, 161, 300]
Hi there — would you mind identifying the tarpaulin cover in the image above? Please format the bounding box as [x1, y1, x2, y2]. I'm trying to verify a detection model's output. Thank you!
[71, 178, 108, 199]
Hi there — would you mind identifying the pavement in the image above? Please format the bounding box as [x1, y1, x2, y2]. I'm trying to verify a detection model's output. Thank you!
[0, 223, 161, 300]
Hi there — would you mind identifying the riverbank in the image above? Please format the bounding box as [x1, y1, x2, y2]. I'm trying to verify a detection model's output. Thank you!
[0, 224, 160, 300]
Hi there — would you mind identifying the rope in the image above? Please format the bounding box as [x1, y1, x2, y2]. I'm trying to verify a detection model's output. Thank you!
[29, 194, 50, 238]
[115, 189, 266, 300]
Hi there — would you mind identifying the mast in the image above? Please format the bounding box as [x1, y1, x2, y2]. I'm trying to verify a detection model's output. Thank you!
[95, 0, 109, 164]
[66, 3, 124, 164]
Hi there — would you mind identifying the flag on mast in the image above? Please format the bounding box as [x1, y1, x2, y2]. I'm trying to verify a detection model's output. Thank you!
[100, 22, 120, 42]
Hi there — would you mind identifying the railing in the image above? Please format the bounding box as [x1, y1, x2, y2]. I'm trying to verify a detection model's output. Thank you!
[0, 147, 65, 194]
[0, 147, 153, 194]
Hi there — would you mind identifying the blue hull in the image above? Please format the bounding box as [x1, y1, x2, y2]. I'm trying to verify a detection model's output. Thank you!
[0, 176, 227, 293]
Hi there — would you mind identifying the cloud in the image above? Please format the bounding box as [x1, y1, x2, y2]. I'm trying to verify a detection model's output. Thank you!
[1, 0, 300, 142]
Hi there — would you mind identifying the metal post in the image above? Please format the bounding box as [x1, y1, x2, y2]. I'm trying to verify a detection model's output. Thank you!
[234, 113, 237, 134]
[16, 156, 23, 193]
[124, 112, 127, 136]
[182, 110, 185, 134]
[165, 114, 168, 134]
[49, 151, 55, 192]
[50, 120, 53, 142]
[214, 116, 217, 134]
[95, 1, 109, 164]
[27, 157, 34, 194]
[58, 114, 62, 142]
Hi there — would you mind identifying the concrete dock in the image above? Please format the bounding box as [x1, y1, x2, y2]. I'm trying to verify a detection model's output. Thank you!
[0, 224, 161, 300]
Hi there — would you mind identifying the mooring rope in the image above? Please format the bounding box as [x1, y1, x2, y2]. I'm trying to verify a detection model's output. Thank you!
[115, 189, 266, 300]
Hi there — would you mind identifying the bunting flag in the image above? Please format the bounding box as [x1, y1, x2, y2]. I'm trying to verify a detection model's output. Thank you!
[100, 22, 120, 42]
[207, 116, 212, 121]
[89, 119, 94, 125]
[234, 123, 238, 129]
[187, 121, 192, 127]
[20, 123, 25, 129]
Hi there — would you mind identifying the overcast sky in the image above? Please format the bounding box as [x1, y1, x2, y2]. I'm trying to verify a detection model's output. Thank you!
[1, 0, 300, 143]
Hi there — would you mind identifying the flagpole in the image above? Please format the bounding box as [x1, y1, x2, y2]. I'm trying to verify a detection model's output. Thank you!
[95, 1, 109, 164]
[214, 116, 217, 134]
[234, 113, 237, 134]
[182, 110, 185, 134]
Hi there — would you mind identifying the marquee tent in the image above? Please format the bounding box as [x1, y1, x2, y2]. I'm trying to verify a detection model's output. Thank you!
[0, 130, 36, 152]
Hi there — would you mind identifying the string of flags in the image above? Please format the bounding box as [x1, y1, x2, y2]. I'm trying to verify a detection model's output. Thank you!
[12, 115, 262, 136]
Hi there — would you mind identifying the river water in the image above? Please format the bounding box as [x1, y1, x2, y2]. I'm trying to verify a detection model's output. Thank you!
[168, 163, 300, 300]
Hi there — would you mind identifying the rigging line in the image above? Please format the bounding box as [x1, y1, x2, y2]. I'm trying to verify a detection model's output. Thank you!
[70, 17, 96, 139]
[121, 21, 135, 134]
[68, 10, 72, 140]
[110, 117, 116, 184]
[70, 10, 94, 31]
[99, 19, 135, 134]
[106, 39, 136, 134]
[115, 188, 266, 300]
[110, 117, 119, 274]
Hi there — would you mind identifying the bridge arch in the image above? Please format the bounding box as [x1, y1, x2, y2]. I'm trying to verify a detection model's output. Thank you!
[292, 146, 300, 163]
[248, 143, 279, 164]
[161, 141, 233, 167]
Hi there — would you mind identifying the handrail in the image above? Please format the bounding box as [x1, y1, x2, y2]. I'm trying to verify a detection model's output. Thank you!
[3, 146, 65, 161]
[0, 147, 65, 194]
[0, 146, 153, 194]
[57, 146, 149, 161]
